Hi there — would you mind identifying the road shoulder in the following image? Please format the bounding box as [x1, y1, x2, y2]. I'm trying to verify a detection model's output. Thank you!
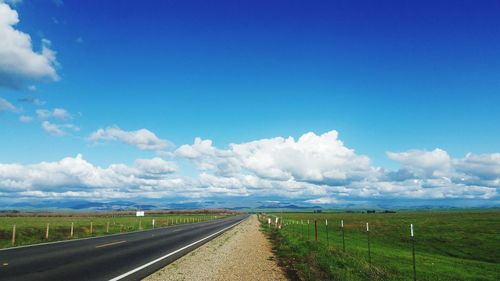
[143, 215, 288, 281]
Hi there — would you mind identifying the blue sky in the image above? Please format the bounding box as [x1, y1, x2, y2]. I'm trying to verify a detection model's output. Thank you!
[0, 0, 499, 208]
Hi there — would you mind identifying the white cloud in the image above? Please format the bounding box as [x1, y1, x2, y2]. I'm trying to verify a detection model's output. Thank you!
[41, 120, 79, 136]
[18, 114, 32, 122]
[176, 133, 497, 201]
[0, 2, 59, 88]
[0, 97, 18, 112]
[52, 108, 71, 120]
[36, 108, 71, 120]
[387, 148, 451, 178]
[41, 120, 64, 136]
[454, 153, 500, 180]
[0, 154, 187, 200]
[134, 157, 177, 175]
[177, 131, 377, 184]
[305, 197, 339, 204]
[232, 131, 375, 183]
[89, 126, 170, 150]
[0, 131, 497, 204]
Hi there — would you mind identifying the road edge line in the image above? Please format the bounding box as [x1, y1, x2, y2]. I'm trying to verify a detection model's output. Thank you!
[108, 216, 248, 281]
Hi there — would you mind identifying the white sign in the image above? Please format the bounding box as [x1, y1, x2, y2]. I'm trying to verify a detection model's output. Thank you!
[366, 222, 369, 232]
[136, 211, 145, 217]
[410, 224, 414, 237]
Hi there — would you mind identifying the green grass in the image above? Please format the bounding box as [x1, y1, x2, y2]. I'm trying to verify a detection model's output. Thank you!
[0, 212, 231, 249]
[260, 210, 500, 281]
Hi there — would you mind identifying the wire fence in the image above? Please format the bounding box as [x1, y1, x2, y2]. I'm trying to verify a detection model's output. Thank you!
[0, 214, 225, 249]
[259, 214, 419, 280]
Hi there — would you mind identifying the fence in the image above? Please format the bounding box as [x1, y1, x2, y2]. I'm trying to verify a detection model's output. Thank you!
[259, 214, 419, 281]
[1, 214, 224, 249]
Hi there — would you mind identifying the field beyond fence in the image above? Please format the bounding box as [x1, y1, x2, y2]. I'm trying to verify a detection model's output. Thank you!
[259, 210, 500, 281]
[0, 211, 235, 249]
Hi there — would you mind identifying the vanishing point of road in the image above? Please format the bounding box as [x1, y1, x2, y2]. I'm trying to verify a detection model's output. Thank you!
[0, 215, 248, 281]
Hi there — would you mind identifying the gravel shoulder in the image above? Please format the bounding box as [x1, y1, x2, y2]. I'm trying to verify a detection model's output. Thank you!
[143, 215, 288, 281]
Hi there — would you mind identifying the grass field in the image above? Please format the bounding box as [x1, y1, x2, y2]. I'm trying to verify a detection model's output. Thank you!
[260, 210, 500, 281]
[0, 211, 233, 249]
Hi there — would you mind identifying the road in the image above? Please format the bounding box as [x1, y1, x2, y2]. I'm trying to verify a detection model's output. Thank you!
[0, 215, 248, 281]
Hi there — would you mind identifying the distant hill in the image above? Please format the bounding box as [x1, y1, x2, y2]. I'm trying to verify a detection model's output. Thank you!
[257, 204, 322, 210]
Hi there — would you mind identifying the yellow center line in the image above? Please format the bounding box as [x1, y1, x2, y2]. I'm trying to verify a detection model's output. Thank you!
[95, 240, 127, 248]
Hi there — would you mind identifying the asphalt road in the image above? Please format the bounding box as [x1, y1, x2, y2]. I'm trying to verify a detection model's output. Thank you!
[0, 215, 248, 281]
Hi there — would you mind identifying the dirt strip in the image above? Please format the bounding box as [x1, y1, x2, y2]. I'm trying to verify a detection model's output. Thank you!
[143, 215, 288, 281]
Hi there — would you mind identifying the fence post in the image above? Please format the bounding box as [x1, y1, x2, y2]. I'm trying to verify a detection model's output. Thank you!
[12, 224, 16, 246]
[411, 224, 416, 281]
[367, 222, 371, 268]
[90, 222, 93, 235]
[341, 220, 345, 252]
[152, 219, 155, 229]
[70, 222, 74, 238]
[45, 223, 50, 240]
[106, 221, 110, 233]
[314, 220, 318, 241]
[325, 219, 329, 247]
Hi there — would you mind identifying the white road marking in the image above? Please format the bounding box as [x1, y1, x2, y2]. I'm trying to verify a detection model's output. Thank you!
[108, 218, 246, 281]
[95, 240, 127, 248]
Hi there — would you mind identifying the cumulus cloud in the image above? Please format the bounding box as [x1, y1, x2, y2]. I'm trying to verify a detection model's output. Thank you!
[0, 131, 497, 204]
[0, 97, 18, 112]
[89, 127, 170, 150]
[305, 197, 339, 204]
[387, 148, 451, 178]
[36, 108, 71, 120]
[0, 2, 59, 88]
[18, 114, 32, 122]
[0, 154, 209, 200]
[41, 121, 64, 136]
[2, 155, 112, 190]
[177, 131, 377, 184]
[176, 132, 497, 202]
[454, 153, 500, 180]
[41, 120, 79, 136]
[134, 157, 177, 175]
